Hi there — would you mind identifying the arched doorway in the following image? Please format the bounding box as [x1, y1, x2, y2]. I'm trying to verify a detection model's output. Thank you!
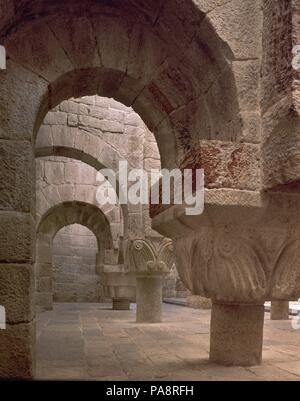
[36, 201, 114, 312]
[52, 224, 99, 303]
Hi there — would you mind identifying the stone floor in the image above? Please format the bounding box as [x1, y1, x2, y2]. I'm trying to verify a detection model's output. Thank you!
[36, 303, 300, 381]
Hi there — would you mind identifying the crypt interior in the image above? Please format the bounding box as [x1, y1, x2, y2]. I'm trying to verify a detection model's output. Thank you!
[1, 0, 300, 381]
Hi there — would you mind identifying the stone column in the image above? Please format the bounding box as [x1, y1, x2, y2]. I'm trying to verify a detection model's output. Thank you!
[210, 303, 264, 366]
[270, 301, 290, 320]
[128, 238, 174, 324]
[136, 275, 163, 323]
[0, 140, 36, 378]
[151, 196, 300, 367]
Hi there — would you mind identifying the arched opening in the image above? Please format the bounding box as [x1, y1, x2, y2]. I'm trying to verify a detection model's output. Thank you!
[36, 201, 114, 312]
[34, 95, 164, 239]
[2, 0, 241, 171]
[52, 224, 99, 303]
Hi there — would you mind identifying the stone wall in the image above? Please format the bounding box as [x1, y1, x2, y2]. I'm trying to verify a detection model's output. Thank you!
[52, 224, 99, 302]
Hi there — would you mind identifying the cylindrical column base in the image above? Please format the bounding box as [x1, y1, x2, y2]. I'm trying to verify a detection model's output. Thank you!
[210, 302, 264, 366]
[271, 301, 289, 320]
[136, 276, 162, 323]
[112, 298, 131, 310]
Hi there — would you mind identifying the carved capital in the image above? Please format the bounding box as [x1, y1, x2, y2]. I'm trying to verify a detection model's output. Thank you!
[127, 238, 175, 276]
[173, 229, 267, 303]
[152, 192, 300, 303]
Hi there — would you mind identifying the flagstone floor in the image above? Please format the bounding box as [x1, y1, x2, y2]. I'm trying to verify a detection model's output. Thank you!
[36, 303, 300, 381]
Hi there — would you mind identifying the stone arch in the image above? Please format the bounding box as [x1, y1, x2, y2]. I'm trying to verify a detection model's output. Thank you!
[34, 93, 162, 239]
[35, 201, 114, 311]
[2, 0, 242, 171]
[35, 155, 124, 244]
[35, 141, 131, 238]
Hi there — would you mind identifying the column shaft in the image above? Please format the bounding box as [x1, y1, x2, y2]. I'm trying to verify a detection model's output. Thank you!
[136, 276, 162, 323]
[271, 301, 289, 320]
[210, 302, 264, 366]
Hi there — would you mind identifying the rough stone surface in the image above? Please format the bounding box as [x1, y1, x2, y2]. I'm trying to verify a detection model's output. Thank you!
[52, 225, 99, 303]
[0, 213, 34, 263]
[0, 321, 35, 379]
[210, 303, 265, 367]
[271, 301, 290, 321]
[0, 264, 34, 323]
[0, 140, 34, 213]
[136, 276, 163, 324]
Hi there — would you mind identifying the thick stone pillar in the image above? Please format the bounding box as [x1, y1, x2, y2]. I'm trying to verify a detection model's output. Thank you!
[210, 303, 264, 366]
[0, 140, 36, 378]
[271, 301, 290, 320]
[136, 275, 163, 323]
[127, 238, 174, 324]
[112, 298, 131, 310]
[0, 56, 48, 379]
[151, 195, 300, 366]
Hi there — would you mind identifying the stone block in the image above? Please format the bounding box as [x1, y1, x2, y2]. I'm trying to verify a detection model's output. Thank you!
[124, 112, 142, 127]
[49, 15, 101, 68]
[106, 109, 124, 123]
[0, 140, 34, 213]
[232, 60, 260, 110]
[0, 321, 35, 379]
[51, 125, 75, 148]
[36, 243, 52, 263]
[67, 114, 79, 127]
[208, 0, 262, 59]
[37, 277, 52, 293]
[0, 264, 34, 323]
[35, 293, 53, 311]
[59, 101, 79, 114]
[35, 262, 52, 278]
[0, 212, 34, 263]
[65, 163, 96, 185]
[53, 291, 76, 303]
[98, 120, 123, 133]
[44, 111, 68, 126]
[144, 142, 159, 159]
[35, 126, 53, 148]
[44, 160, 65, 185]
[57, 184, 75, 202]
[5, 22, 73, 82]
[0, 60, 47, 141]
